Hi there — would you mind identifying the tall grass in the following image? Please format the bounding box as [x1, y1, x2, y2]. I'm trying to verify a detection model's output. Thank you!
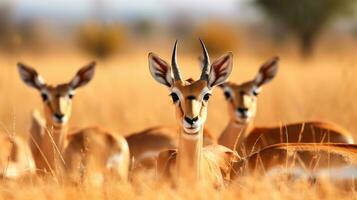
[1, 47, 357, 199]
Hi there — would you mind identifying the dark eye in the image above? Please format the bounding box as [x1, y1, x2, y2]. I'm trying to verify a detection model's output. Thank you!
[252, 90, 259, 96]
[224, 91, 231, 99]
[203, 93, 211, 101]
[68, 93, 74, 99]
[41, 93, 48, 101]
[170, 93, 179, 103]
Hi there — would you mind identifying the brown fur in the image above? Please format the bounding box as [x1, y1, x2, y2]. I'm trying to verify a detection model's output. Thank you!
[219, 71, 353, 155]
[19, 63, 130, 181]
[0, 134, 35, 178]
[157, 145, 237, 186]
[149, 48, 235, 186]
[64, 126, 130, 183]
[126, 126, 215, 170]
[231, 143, 357, 179]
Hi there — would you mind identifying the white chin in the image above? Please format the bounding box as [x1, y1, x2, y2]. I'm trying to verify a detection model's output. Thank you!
[52, 117, 68, 125]
[183, 126, 201, 135]
[235, 117, 251, 124]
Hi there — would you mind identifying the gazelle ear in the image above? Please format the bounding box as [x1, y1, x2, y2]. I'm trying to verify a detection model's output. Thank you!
[17, 63, 46, 90]
[148, 53, 173, 87]
[70, 61, 96, 89]
[255, 57, 279, 87]
[218, 82, 228, 89]
[208, 52, 233, 88]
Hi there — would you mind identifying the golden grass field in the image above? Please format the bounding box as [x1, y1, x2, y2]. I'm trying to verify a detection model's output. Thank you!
[1, 44, 357, 199]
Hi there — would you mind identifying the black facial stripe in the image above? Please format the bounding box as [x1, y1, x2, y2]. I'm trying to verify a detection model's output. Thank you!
[187, 96, 196, 100]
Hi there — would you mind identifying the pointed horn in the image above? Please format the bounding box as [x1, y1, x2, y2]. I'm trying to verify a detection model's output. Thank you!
[199, 39, 211, 81]
[171, 40, 182, 81]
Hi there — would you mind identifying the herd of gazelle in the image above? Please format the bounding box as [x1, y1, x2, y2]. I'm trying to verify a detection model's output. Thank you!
[0, 39, 356, 187]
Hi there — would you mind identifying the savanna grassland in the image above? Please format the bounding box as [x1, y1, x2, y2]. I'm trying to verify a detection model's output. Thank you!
[1, 40, 357, 199]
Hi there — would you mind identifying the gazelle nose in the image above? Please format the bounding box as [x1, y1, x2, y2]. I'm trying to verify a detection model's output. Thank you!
[237, 107, 248, 114]
[54, 113, 64, 120]
[184, 116, 198, 125]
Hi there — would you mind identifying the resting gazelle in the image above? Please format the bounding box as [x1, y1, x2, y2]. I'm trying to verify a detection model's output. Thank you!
[217, 57, 354, 156]
[0, 134, 35, 178]
[230, 142, 357, 184]
[150, 40, 238, 186]
[18, 62, 129, 182]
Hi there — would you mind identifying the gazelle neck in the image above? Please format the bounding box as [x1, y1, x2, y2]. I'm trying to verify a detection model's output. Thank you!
[40, 114, 68, 173]
[219, 119, 254, 155]
[44, 122, 67, 150]
[176, 126, 203, 183]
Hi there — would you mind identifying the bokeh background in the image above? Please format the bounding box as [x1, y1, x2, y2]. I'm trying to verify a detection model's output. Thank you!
[1, 0, 357, 139]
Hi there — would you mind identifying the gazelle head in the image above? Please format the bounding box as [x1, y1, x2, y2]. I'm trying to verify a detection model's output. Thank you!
[18, 62, 96, 127]
[219, 57, 279, 125]
[149, 40, 233, 136]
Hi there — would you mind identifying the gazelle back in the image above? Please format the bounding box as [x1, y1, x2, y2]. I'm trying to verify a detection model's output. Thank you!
[217, 58, 354, 156]
[18, 63, 130, 182]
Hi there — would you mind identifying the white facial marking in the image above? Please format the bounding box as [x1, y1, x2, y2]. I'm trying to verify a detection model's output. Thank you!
[68, 90, 76, 96]
[235, 111, 252, 122]
[198, 87, 211, 101]
[59, 97, 68, 112]
[223, 86, 234, 99]
[170, 87, 184, 103]
[183, 119, 202, 133]
[252, 86, 261, 95]
[52, 115, 68, 124]
[40, 89, 51, 101]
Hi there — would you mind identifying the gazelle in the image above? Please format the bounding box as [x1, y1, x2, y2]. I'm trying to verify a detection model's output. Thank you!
[231, 142, 357, 182]
[150, 40, 238, 186]
[126, 125, 215, 170]
[0, 133, 35, 178]
[18, 62, 129, 181]
[217, 57, 354, 156]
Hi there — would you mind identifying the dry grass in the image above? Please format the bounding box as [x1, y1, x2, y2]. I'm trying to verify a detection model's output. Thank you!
[1, 46, 357, 199]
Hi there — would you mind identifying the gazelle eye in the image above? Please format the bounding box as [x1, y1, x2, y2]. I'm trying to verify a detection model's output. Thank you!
[224, 91, 231, 99]
[41, 93, 48, 101]
[252, 90, 259, 96]
[68, 93, 74, 99]
[170, 93, 179, 103]
[203, 93, 211, 102]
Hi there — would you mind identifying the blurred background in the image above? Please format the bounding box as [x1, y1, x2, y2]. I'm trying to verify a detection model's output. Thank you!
[1, 0, 357, 138]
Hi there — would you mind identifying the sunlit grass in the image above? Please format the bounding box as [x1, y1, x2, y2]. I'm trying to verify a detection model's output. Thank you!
[0, 47, 357, 199]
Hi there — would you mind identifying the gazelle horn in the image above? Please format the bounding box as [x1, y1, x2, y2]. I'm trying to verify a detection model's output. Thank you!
[171, 40, 182, 81]
[199, 39, 211, 81]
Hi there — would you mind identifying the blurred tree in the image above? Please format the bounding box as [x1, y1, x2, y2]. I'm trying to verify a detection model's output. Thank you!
[0, 4, 16, 51]
[255, 0, 356, 57]
[0, 4, 45, 53]
[195, 22, 239, 56]
[77, 22, 127, 59]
